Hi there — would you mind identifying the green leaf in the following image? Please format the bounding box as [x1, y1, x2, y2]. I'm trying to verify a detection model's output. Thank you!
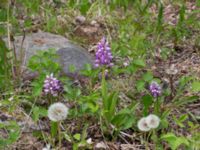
[136, 80, 145, 91]
[51, 122, 58, 137]
[191, 81, 200, 92]
[69, 64, 76, 73]
[65, 86, 81, 100]
[73, 133, 81, 141]
[174, 96, 199, 106]
[32, 106, 47, 122]
[142, 72, 153, 82]
[32, 81, 43, 96]
[173, 115, 185, 128]
[0, 121, 20, 147]
[0, 8, 7, 21]
[79, 0, 91, 15]
[178, 5, 185, 25]
[133, 59, 146, 67]
[173, 114, 188, 128]
[0, 38, 12, 90]
[161, 133, 189, 150]
[178, 114, 188, 122]
[101, 70, 107, 100]
[111, 109, 135, 130]
[197, 0, 200, 6]
[103, 92, 118, 121]
[28, 49, 60, 74]
[156, 3, 163, 32]
[142, 95, 153, 109]
[142, 95, 153, 116]
[160, 118, 169, 129]
[107, 92, 118, 115]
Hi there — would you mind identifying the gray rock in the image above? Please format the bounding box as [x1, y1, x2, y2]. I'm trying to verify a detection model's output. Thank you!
[3, 31, 93, 74]
[57, 46, 93, 74]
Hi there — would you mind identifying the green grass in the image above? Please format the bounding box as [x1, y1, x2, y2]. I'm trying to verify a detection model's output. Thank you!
[0, 0, 200, 149]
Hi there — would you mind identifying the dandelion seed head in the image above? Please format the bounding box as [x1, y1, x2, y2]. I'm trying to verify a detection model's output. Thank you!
[48, 102, 68, 122]
[146, 114, 160, 129]
[137, 117, 151, 132]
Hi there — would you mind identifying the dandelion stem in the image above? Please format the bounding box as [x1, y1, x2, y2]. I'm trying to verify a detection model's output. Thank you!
[58, 121, 61, 149]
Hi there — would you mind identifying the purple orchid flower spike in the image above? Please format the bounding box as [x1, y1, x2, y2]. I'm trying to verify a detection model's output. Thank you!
[43, 74, 63, 97]
[149, 81, 162, 97]
[95, 37, 113, 68]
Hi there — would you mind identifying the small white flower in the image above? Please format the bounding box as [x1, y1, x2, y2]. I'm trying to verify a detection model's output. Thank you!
[86, 138, 93, 144]
[146, 114, 160, 129]
[8, 96, 14, 101]
[42, 144, 51, 150]
[48, 103, 68, 122]
[137, 117, 151, 132]
[123, 62, 129, 67]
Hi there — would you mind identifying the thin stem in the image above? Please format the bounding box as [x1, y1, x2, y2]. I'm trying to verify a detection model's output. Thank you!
[7, 0, 11, 50]
[156, 97, 159, 115]
[58, 121, 61, 149]
[101, 67, 106, 100]
[102, 68, 105, 82]
[101, 68, 105, 108]
[169, 75, 174, 100]
[144, 132, 149, 150]
[6, 0, 15, 78]
[74, 97, 78, 117]
[88, 78, 92, 93]
[47, 94, 52, 105]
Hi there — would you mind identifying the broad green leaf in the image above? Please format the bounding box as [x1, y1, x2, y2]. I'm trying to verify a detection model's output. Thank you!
[136, 80, 145, 91]
[32, 106, 47, 122]
[142, 94, 153, 115]
[191, 81, 200, 92]
[103, 92, 118, 122]
[161, 133, 189, 150]
[79, 0, 91, 15]
[32, 81, 43, 96]
[107, 92, 118, 117]
[178, 114, 188, 122]
[160, 119, 169, 129]
[142, 72, 153, 82]
[111, 110, 135, 130]
[197, 0, 200, 6]
[0, 121, 20, 147]
[133, 59, 146, 67]
[73, 133, 81, 141]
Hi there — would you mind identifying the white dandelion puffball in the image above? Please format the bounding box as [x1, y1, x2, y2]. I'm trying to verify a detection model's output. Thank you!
[48, 102, 68, 122]
[137, 117, 151, 132]
[146, 114, 160, 129]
